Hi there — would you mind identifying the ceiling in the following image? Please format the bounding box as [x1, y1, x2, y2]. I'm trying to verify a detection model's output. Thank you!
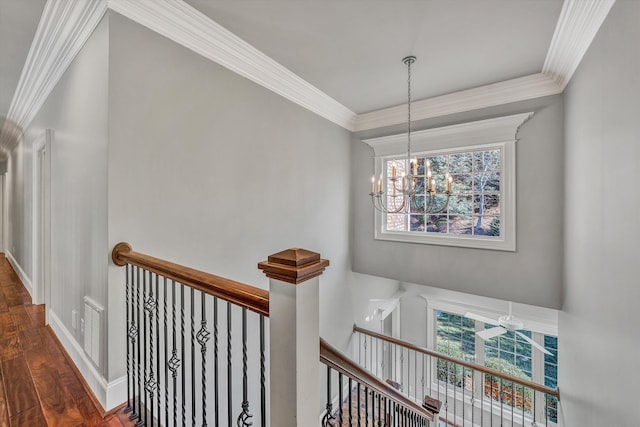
[0, 0, 46, 136]
[185, 0, 563, 114]
[1, 0, 614, 158]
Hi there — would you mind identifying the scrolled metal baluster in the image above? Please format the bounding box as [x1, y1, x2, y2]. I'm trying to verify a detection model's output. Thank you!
[132, 266, 141, 423]
[197, 291, 210, 426]
[140, 270, 148, 427]
[260, 316, 266, 427]
[181, 284, 186, 426]
[168, 280, 180, 427]
[227, 302, 232, 427]
[155, 275, 161, 425]
[124, 264, 133, 414]
[348, 378, 353, 427]
[214, 297, 219, 427]
[321, 366, 336, 427]
[236, 308, 253, 427]
[191, 288, 196, 427]
[163, 277, 169, 427]
[143, 271, 158, 427]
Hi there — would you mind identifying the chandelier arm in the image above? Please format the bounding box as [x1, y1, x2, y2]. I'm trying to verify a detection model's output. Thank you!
[430, 193, 452, 214]
[371, 193, 406, 214]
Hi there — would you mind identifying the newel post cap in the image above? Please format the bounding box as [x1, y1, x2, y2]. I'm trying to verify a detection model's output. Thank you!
[112, 242, 132, 266]
[258, 248, 329, 284]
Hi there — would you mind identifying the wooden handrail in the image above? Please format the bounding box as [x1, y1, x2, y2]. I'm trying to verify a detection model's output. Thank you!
[112, 242, 270, 317]
[320, 338, 435, 422]
[354, 324, 560, 399]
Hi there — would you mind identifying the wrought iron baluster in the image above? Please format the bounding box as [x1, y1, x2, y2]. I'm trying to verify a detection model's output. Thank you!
[348, 377, 353, 427]
[357, 382, 361, 427]
[191, 288, 196, 427]
[140, 270, 148, 427]
[214, 297, 219, 427]
[143, 271, 157, 427]
[338, 373, 343, 425]
[227, 302, 232, 427]
[168, 280, 180, 427]
[163, 277, 169, 427]
[237, 308, 253, 427]
[197, 291, 210, 427]
[321, 366, 336, 427]
[181, 284, 186, 426]
[133, 266, 141, 423]
[124, 264, 133, 414]
[155, 275, 160, 425]
[365, 386, 369, 425]
[260, 315, 266, 427]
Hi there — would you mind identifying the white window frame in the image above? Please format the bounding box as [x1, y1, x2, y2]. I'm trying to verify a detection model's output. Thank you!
[425, 298, 558, 426]
[363, 113, 533, 252]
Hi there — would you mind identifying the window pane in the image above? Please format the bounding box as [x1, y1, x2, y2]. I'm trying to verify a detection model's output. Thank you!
[386, 214, 405, 231]
[474, 215, 500, 236]
[449, 196, 473, 215]
[449, 215, 473, 235]
[474, 194, 500, 215]
[426, 215, 447, 233]
[409, 215, 425, 231]
[475, 171, 500, 193]
[449, 153, 472, 173]
[436, 311, 476, 390]
[473, 150, 500, 171]
[427, 155, 448, 174]
[452, 174, 472, 194]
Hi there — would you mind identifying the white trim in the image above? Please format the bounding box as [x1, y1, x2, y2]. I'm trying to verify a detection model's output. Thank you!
[48, 310, 127, 411]
[363, 113, 533, 157]
[5, 250, 33, 298]
[365, 114, 531, 252]
[0, 0, 108, 159]
[32, 129, 52, 309]
[107, 0, 357, 131]
[1, 0, 612, 146]
[355, 75, 557, 132]
[543, 0, 616, 90]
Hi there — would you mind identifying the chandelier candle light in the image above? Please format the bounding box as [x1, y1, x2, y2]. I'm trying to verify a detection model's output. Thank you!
[369, 56, 452, 214]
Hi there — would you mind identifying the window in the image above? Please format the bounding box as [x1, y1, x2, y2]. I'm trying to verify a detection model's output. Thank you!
[385, 148, 501, 237]
[434, 309, 558, 423]
[364, 112, 532, 251]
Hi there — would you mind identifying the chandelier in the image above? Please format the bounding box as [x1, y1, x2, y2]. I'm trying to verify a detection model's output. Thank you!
[369, 56, 452, 214]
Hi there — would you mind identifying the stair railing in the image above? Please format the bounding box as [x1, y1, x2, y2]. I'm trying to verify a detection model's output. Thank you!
[112, 243, 433, 426]
[353, 324, 560, 427]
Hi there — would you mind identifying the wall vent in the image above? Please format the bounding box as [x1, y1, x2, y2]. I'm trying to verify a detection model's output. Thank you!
[83, 296, 103, 367]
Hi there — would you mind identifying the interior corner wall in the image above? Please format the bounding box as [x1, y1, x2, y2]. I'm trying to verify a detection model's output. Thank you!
[351, 95, 564, 309]
[6, 10, 110, 370]
[560, 1, 640, 426]
[105, 12, 355, 380]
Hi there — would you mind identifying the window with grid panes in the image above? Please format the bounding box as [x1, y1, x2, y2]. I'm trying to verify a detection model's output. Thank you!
[385, 148, 501, 237]
[435, 311, 475, 389]
[365, 113, 530, 251]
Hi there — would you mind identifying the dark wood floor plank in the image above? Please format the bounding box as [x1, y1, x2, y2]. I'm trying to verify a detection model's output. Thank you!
[0, 253, 135, 426]
[0, 366, 10, 427]
[0, 332, 22, 362]
[1, 357, 39, 417]
[25, 351, 85, 427]
[9, 405, 47, 427]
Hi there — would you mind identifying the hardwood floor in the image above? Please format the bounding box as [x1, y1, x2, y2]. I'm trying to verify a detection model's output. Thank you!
[0, 254, 133, 426]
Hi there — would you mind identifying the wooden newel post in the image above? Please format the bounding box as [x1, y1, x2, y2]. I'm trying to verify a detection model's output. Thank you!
[258, 248, 329, 427]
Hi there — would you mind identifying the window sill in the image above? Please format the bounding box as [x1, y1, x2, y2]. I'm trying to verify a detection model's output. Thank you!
[375, 230, 516, 252]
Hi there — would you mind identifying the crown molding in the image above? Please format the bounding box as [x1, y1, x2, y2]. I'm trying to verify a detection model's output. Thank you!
[363, 112, 533, 157]
[0, 0, 108, 159]
[107, 0, 357, 131]
[543, 0, 616, 90]
[0, 0, 616, 155]
[354, 74, 558, 132]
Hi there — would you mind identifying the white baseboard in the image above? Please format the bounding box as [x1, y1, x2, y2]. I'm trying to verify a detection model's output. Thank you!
[5, 250, 33, 298]
[48, 310, 127, 411]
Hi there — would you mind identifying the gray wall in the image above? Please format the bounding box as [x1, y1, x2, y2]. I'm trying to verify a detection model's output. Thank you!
[5, 13, 109, 355]
[105, 12, 357, 380]
[560, 1, 640, 425]
[352, 95, 564, 309]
